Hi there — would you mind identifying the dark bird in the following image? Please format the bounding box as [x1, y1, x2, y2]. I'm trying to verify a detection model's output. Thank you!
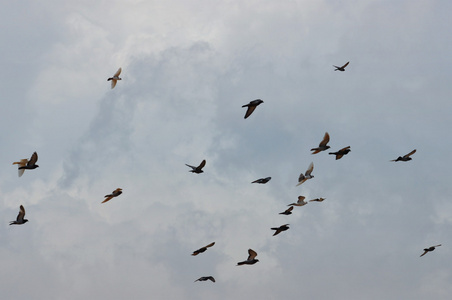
[420, 244, 441, 257]
[296, 162, 314, 186]
[391, 149, 416, 162]
[329, 146, 351, 160]
[242, 99, 264, 119]
[271, 224, 290, 236]
[102, 188, 122, 203]
[252, 177, 271, 184]
[333, 61, 349, 71]
[288, 196, 308, 207]
[192, 242, 215, 256]
[108, 67, 122, 89]
[279, 206, 294, 215]
[237, 249, 259, 266]
[13, 152, 39, 177]
[186, 159, 206, 173]
[9, 205, 28, 225]
[309, 198, 326, 202]
[311, 132, 330, 154]
[194, 276, 215, 283]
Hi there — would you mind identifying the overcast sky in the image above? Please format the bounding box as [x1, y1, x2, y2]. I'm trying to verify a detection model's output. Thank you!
[1, 0, 451, 299]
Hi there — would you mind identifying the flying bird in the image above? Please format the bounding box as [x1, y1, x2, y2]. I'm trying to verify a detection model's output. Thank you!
[288, 196, 308, 207]
[329, 146, 351, 160]
[192, 242, 215, 256]
[13, 152, 39, 177]
[333, 61, 349, 71]
[279, 206, 294, 215]
[420, 244, 442, 257]
[108, 67, 122, 89]
[237, 249, 259, 266]
[242, 99, 264, 119]
[271, 224, 290, 236]
[251, 177, 271, 184]
[309, 198, 326, 202]
[296, 162, 314, 186]
[311, 132, 330, 154]
[9, 205, 28, 225]
[194, 276, 215, 283]
[391, 149, 416, 162]
[102, 188, 122, 203]
[186, 159, 206, 173]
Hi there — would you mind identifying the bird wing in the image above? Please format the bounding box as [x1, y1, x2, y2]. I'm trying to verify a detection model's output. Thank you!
[114, 68, 122, 77]
[110, 79, 118, 89]
[198, 160, 206, 170]
[17, 205, 26, 222]
[335, 154, 344, 160]
[319, 132, 330, 147]
[247, 249, 257, 260]
[102, 196, 114, 203]
[420, 250, 428, 257]
[404, 149, 416, 158]
[287, 206, 294, 212]
[244, 106, 257, 119]
[341, 61, 350, 68]
[305, 162, 314, 176]
[205, 242, 215, 248]
[28, 152, 38, 166]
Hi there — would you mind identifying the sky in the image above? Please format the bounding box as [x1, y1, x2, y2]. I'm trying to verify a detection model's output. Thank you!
[1, 0, 452, 299]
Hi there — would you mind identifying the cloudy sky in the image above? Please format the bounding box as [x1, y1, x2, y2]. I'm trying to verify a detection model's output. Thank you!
[1, 0, 451, 299]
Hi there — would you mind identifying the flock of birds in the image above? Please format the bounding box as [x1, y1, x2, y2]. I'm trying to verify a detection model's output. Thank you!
[8, 62, 442, 285]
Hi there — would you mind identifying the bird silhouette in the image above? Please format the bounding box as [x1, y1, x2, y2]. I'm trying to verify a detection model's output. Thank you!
[194, 276, 215, 283]
[237, 249, 259, 266]
[296, 162, 314, 186]
[13, 152, 39, 177]
[288, 196, 308, 207]
[102, 188, 123, 203]
[309, 198, 326, 202]
[251, 177, 271, 184]
[242, 99, 264, 119]
[329, 146, 351, 160]
[420, 244, 441, 257]
[9, 205, 28, 225]
[192, 242, 215, 256]
[391, 149, 416, 162]
[186, 160, 206, 173]
[271, 224, 290, 236]
[108, 68, 122, 89]
[333, 61, 349, 71]
[311, 132, 330, 154]
[279, 206, 294, 215]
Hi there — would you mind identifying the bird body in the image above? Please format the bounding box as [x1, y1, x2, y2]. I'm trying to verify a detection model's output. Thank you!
[279, 206, 293, 215]
[420, 244, 441, 257]
[288, 196, 307, 207]
[252, 177, 271, 184]
[391, 149, 416, 162]
[9, 205, 28, 225]
[242, 99, 264, 119]
[237, 249, 259, 266]
[102, 188, 123, 203]
[271, 224, 290, 236]
[329, 146, 351, 160]
[333, 61, 349, 71]
[108, 68, 122, 89]
[192, 242, 215, 256]
[13, 152, 39, 176]
[309, 198, 326, 202]
[311, 132, 330, 154]
[194, 276, 215, 282]
[186, 160, 206, 173]
[296, 162, 314, 186]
